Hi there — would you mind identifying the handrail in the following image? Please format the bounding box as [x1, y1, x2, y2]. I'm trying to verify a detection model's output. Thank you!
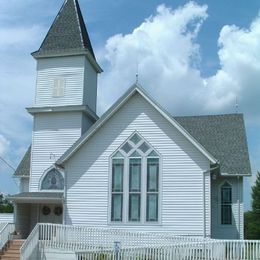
[20, 223, 40, 260]
[0, 223, 15, 251]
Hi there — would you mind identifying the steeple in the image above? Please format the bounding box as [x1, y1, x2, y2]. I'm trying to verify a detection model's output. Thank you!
[32, 0, 98, 67]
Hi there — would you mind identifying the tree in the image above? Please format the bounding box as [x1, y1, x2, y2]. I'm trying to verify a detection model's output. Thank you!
[244, 171, 260, 239]
[0, 193, 14, 213]
[252, 171, 260, 213]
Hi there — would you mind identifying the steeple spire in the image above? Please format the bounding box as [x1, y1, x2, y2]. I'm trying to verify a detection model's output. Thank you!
[32, 0, 96, 60]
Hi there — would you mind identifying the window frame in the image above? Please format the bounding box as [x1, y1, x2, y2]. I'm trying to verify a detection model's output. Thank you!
[39, 166, 65, 192]
[108, 132, 162, 225]
[219, 181, 233, 226]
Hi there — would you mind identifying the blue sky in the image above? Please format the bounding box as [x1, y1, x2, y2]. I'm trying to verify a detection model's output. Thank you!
[0, 0, 259, 211]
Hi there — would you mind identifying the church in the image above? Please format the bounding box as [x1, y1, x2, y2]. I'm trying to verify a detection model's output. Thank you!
[10, 0, 251, 241]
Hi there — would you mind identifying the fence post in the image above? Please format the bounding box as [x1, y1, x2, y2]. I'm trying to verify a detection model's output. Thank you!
[114, 241, 121, 260]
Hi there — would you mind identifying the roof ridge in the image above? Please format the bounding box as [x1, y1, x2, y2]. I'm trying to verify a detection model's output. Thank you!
[174, 113, 243, 118]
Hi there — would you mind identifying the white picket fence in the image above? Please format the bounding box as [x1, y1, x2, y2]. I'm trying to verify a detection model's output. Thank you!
[0, 213, 13, 224]
[19, 223, 260, 260]
[76, 240, 260, 260]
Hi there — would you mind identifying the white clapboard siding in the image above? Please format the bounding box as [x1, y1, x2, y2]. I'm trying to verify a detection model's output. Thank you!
[15, 203, 30, 238]
[29, 112, 82, 191]
[0, 214, 13, 223]
[83, 57, 97, 112]
[20, 178, 29, 193]
[211, 176, 243, 239]
[35, 56, 86, 107]
[65, 92, 211, 236]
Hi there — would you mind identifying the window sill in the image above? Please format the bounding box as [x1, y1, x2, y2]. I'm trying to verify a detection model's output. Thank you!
[108, 221, 162, 226]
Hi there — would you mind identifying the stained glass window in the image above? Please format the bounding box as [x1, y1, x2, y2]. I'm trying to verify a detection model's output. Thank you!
[110, 133, 160, 223]
[41, 168, 64, 190]
[221, 182, 232, 225]
[111, 159, 124, 221]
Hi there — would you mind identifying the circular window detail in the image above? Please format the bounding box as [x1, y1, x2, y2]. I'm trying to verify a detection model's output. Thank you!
[42, 206, 51, 216]
[54, 206, 63, 216]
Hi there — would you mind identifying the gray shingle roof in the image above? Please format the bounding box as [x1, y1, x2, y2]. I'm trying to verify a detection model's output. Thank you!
[15, 114, 251, 177]
[14, 146, 31, 177]
[174, 114, 251, 175]
[32, 0, 95, 59]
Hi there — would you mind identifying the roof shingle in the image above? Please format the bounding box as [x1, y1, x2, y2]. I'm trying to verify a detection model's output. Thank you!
[174, 114, 251, 175]
[32, 0, 95, 59]
[14, 146, 31, 177]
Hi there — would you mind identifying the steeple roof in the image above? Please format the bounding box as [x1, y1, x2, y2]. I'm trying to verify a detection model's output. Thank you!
[32, 0, 95, 60]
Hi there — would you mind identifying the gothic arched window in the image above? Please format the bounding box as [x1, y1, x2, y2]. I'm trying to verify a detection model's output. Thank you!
[110, 132, 160, 223]
[41, 168, 64, 190]
[220, 182, 232, 225]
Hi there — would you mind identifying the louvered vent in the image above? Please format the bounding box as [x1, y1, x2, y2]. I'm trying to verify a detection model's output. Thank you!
[53, 78, 65, 97]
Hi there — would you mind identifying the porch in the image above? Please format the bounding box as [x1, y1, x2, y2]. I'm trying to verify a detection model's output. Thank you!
[9, 192, 63, 239]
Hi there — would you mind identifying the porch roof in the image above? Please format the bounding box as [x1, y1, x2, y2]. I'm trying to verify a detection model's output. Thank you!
[7, 192, 64, 203]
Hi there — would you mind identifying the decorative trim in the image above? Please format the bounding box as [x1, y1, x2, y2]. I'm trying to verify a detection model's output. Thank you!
[26, 105, 98, 122]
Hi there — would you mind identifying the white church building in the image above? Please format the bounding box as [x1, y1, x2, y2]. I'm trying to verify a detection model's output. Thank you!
[11, 0, 251, 241]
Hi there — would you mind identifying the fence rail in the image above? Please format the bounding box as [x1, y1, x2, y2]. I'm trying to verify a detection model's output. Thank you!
[20, 223, 260, 260]
[76, 240, 260, 260]
[0, 223, 15, 251]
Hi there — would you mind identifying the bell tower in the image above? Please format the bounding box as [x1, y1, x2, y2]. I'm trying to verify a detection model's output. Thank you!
[28, 0, 102, 191]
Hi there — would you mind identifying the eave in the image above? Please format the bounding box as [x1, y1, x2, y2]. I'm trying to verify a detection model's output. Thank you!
[31, 49, 103, 74]
[26, 105, 99, 122]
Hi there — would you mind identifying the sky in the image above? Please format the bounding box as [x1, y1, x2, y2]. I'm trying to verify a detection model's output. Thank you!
[0, 0, 259, 210]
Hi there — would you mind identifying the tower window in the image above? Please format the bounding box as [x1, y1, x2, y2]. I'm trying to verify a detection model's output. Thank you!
[53, 78, 65, 97]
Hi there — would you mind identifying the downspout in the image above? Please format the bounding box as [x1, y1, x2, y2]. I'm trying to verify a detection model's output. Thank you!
[63, 166, 67, 225]
[203, 164, 219, 238]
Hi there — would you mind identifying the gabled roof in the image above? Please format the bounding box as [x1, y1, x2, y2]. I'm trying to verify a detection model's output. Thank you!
[56, 84, 218, 165]
[32, 0, 96, 61]
[15, 88, 251, 177]
[13, 146, 31, 177]
[175, 114, 251, 175]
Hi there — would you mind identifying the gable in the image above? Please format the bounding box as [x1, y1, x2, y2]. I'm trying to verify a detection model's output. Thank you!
[57, 86, 217, 166]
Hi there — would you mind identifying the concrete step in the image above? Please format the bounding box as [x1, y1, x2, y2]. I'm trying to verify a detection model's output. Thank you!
[10, 239, 25, 246]
[0, 239, 24, 260]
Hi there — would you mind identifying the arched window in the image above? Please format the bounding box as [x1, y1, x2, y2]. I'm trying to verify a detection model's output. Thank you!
[41, 168, 64, 190]
[221, 182, 232, 225]
[110, 132, 160, 223]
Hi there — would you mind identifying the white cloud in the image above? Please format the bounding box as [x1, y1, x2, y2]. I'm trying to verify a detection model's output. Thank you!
[0, 135, 10, 156]
[204, 17, 260, 122]
[98, 2, 208, 115]
[97, 2, 260, 126]
[0, 26, 43, 48]
[0, 24, 45, 169]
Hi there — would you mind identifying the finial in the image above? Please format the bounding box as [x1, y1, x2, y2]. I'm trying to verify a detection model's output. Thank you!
[135, 62, 139, 84]
[235, 96, 239, 113]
